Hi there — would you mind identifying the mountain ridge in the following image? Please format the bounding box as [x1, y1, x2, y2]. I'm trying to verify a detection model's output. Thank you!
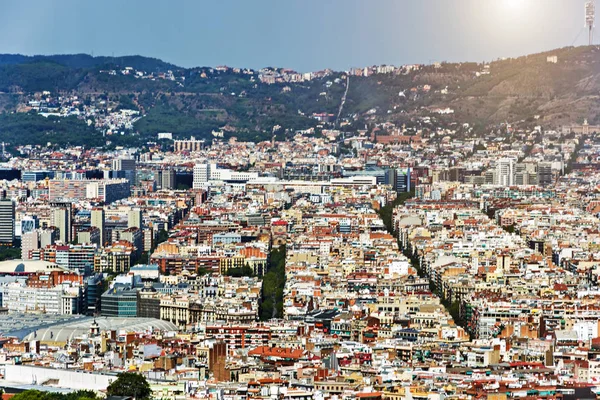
[0, 46, 599, 148]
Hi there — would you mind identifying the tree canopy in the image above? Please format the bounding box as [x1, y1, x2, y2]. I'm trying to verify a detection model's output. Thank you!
[260, 245, 286, 320]
[10, 389, 98, 400]
[106, 372, 151, 400]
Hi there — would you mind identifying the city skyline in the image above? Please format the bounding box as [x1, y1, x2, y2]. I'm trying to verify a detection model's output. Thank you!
[0, 0, 595, 72]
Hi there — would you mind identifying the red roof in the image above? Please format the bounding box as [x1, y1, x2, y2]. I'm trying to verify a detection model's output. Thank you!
[248, 346, 304, 359]
[355, 392, 383, 398]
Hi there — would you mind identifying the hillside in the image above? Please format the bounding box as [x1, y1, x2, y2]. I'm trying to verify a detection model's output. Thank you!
[346, 46, 600, 130]
[0, 47, 599, 147]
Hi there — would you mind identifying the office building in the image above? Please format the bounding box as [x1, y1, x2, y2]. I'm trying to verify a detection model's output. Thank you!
[0, 200, 15, 244]
[161, 169, 176, 190]
[49, 179, 130, 203]
[210, 166, 259, 183]
[120, 227, 143, 260]
[100, 285, 139, 317]
[21, 231, 39, 260]
[193, 163, 259, 187]
[193, 163, 211, 188]
[86, 179, 130, 203]
[90, 208, 105, 246]
[0, 169, 20, 181]
[17, 215, 39, 237]
[112, 157, 136, 185]
[128, 208, 143, 229]
[537, 162, 554, 186]
[86, 274, 104, 315]
[394, 168, 411, 193]
[515, 163, 537, 186]
[51, 206, 71, 244]
[495, 158, 517, 186]
[0, 283, 83, 315]
[39, 227, 59, 248]
[0, 199, 15, 246]
[343, 166, 386, 184]
[54, 244, 97, 275]
[77, 227, 101, 247]
[22, 170, 54, 183]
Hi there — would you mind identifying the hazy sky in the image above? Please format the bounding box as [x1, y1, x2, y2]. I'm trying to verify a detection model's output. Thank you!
[0, 0, 594, 71]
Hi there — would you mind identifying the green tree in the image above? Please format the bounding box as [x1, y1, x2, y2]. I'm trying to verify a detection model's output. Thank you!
[157, 229, 169, 244]
[0, 247, 21, 261]
[106, 372, 151, 400]
[10, 390, 99, 400]
[67, 391, 98, 400]
[260, 245, 286, 320]
[376, 190, 415, 234]
[224, 265, 254, 277]
[11, 390, 47, 400]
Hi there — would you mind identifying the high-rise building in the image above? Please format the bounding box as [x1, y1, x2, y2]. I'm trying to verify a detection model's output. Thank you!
[495, 158, 516, 187]
[49, 179, 130, 203]
[395, 168, 411, 193]
[0, 199, 15, 246]
[112, 158, 136, 172]
[39, 227, 59, 248]
[193, 164, 211, 188]
[77, 227, 101, 247]
[128, 208, 143, 229]
[51, 206, 71, 244]
[161, 169, 176, 190]
[484, 170, 496, 185]
[383, 168, 412, 193]
[90, 208, 106, 246]
[55, 244, 97, 275]
[86, 274, 104, 315]
[85, 179, 131, 203]
[17, 215, 39, 237]
[120, 227, 143, 260]
[143, 228, 155, 252]
[112, 157, 137, 185]
[21, 230, 39, 260]
[515, 163, 537, 186]
[537, 162, 553, 186]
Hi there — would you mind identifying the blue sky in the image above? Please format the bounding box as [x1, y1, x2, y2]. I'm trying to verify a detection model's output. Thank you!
[0, 0, 592, 71]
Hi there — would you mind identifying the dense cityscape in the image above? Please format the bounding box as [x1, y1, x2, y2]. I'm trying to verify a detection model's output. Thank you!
[3, 1, 600, 400]
[0, 95, 599, 399]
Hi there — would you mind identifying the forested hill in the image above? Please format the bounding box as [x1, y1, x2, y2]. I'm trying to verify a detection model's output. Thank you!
[0, 46, 599, 148]
[0, 54, 178, 71]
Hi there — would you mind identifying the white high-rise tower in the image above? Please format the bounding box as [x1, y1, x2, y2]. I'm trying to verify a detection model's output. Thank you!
[586, 1, 595, 45]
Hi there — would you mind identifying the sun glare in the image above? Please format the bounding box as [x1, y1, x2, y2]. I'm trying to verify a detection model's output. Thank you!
[503, 0, 524, 10]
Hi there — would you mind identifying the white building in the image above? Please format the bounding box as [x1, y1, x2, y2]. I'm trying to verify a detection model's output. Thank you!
[193, 163, 258, 189]
[495, 158, 517, 186]
[193, 163, 211, 189]
[573, 320, 599, 342]
[0, 282, 83, 314]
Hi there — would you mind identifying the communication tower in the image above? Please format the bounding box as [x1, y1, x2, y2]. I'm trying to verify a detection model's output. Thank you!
[586, 1, 595, 45]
